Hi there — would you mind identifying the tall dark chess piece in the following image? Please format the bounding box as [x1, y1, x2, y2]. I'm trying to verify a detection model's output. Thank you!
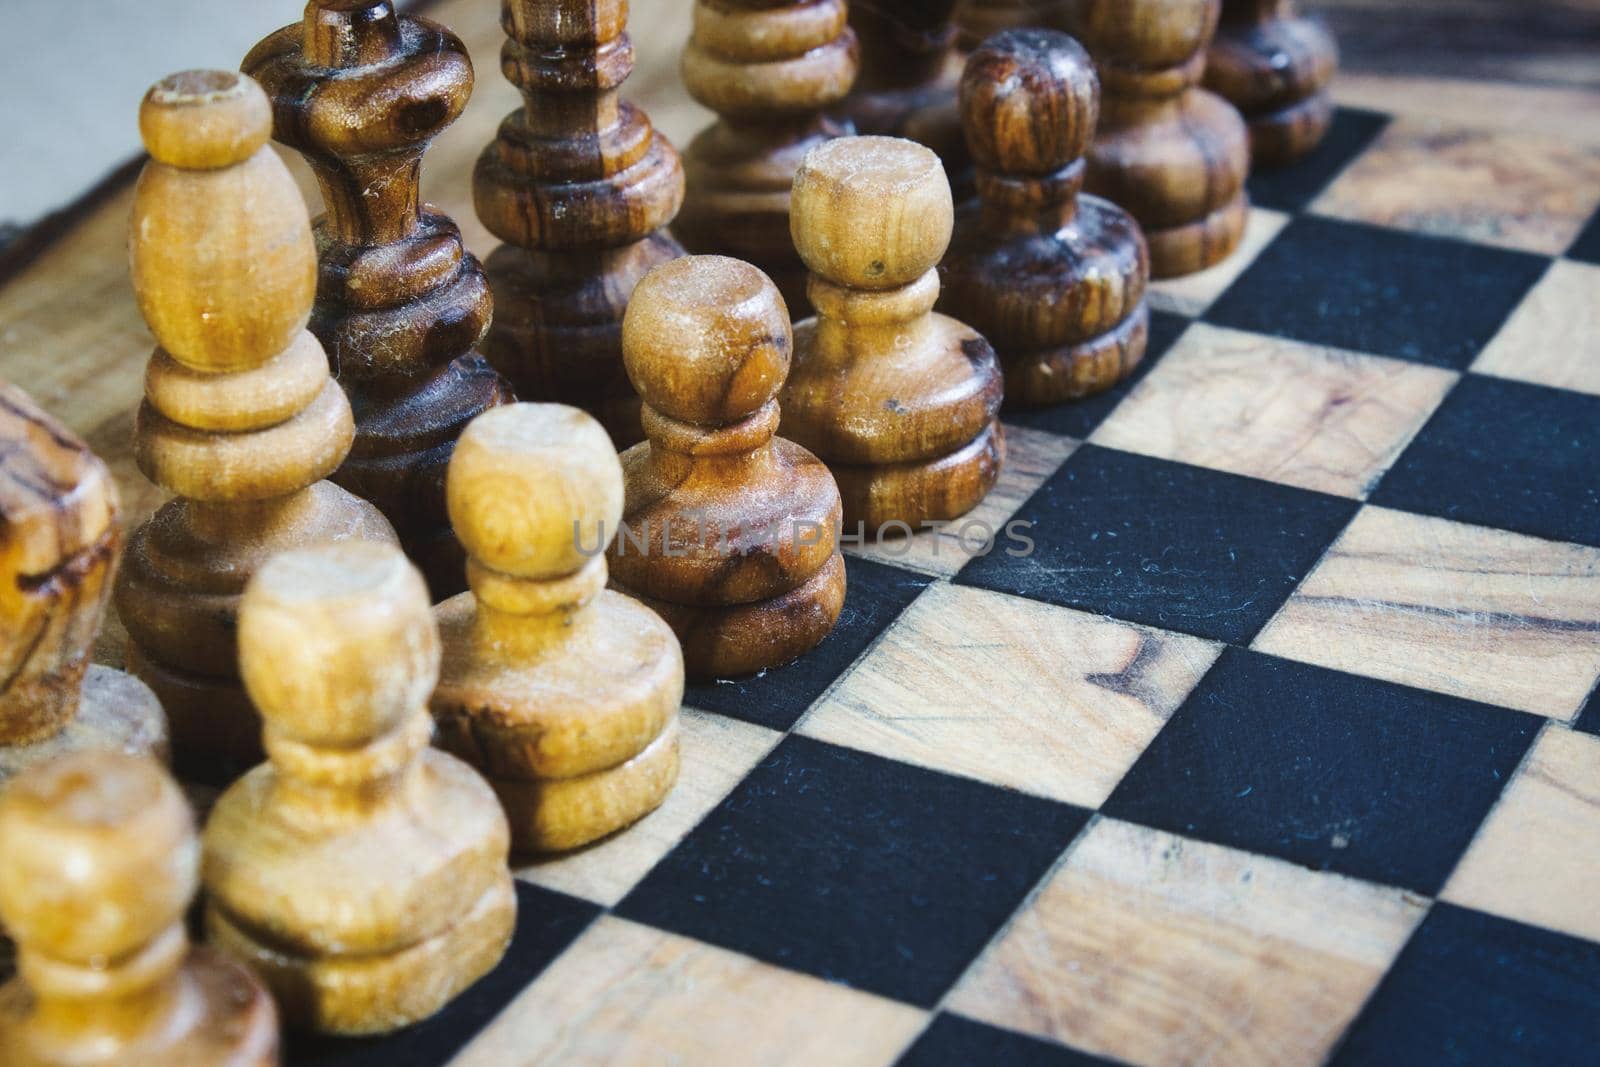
[475, 0, 684, 448]
[676, 0, 858, 313]
[1206, 0, 1338, 166]
[246, 0, 514, 599]
[941, 30, 1150, 405]
[1061, 0, 1250, 278]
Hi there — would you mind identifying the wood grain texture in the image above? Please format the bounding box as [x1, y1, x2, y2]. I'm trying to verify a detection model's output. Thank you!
[1253, 506, 1600, 719]
[800, 585, 1222, 807]
[949, 817, 1426, 1067]
[1474, 260, 1600, 398]
[1206, 0, 1339, 166]
[451, 916, 926, 1067]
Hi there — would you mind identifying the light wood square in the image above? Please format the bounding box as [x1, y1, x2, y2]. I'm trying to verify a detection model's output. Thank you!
[847, 425, 1077, 577]
[1090, 323, 1457, 498]
[515, 709, 779, 906]
[1147, 208, 1290, 316]
[948, 818, 1426, 1067]
[1254, 507, 1600, 719]
[1474, 260, 1600, 397]
[450, 916, 925, 1067]
[1442, 724, 1600, 942]
[798, 584, 1221, 808]
[1312, 117, 1600, 254]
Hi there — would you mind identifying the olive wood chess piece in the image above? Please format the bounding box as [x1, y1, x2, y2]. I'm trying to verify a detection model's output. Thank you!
[783, 136, 1005, 530]
[676, 0, 859, 312]
[117, 71, 398, 784]
[1060, 0, 1250, 277]
[608, 256, 845, 680]
[245, 0, 515, 599]
[432, 404, 683, 853]
[0, 384, 167, 785]
[941, 30, 1151, 404]
[202, 542, 514, 1035]
[0, 751, 278, 1067]
[1205, 0, 1338, 167]
[474, 0, 684, 448]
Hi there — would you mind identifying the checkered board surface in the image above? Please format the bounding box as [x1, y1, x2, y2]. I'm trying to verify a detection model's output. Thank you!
[284, 108, 1600, 1067]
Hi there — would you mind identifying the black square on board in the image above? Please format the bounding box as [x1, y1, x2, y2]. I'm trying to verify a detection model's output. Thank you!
[1371, 374, 1600, 547]
[285, 882, 599, 1067]
[1246, 106, 1391, 213]
[1003, 309, 1192, 439]
[684, 556, 933, 731]
[1568, 203, 1600, 264]
[1574, 682, 1600, 738]
[1331, 904, 1600, 1067]
[898, 1014, 1122, 1067]
[1205, 215, 1549, 369]
[954, 444, 1357, 644]
[1104, 648, 1539, 895]
[616, 734, 1089, 1007]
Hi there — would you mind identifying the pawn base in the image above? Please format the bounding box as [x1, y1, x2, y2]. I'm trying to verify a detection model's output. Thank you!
[1006, 302, 1150, 407]
[1248, 90, 1335, 169]
[0, 666, 168, 786]
[123, 646, 260, 787]
[1147, 192, 1250, 279]
[833, 421, 1005, 533]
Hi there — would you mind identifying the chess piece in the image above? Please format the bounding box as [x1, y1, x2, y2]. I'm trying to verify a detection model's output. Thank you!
[608, 256, 845, 680]
[941, 30, 1151, 404]
[676, 0, 859, 312]
[432, 404, 683, 852]
[0, 384, 167, 785]
[783, 136, 1005, 530]
[954, 0, 1071, 49]
[1061, 0, 1250, 277]
[474, 0, 684, 448]
[0, 751, 278, 1066]
[245, 0, 515, 599]
[116, 70, 398, 784]
[202, 542, 515, 1035]
[1205, 0, 1338, 167]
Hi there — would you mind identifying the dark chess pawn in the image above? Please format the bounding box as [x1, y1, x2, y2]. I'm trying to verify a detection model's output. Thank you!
[1061, 0, 1250, 278]
[941, 30, 1150, 405]
[1205, 0, 1338, 167]
[0, 751, 278, 1066]
[608, 256, 845, 681]
[677, 0, 859, 312]
[474, 0, 684, 448]
[245, 0, 514, 599]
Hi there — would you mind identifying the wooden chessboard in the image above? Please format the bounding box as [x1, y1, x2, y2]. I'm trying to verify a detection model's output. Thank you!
[4, 2, 1600, 1064]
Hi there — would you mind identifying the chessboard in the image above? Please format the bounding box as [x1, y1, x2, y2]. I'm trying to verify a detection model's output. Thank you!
[3, 1, 1600, 1065]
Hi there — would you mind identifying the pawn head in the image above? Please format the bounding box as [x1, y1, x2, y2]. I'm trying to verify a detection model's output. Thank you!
[139, 69, 273, 171]
[239, 542, 438, 748]
[623, 255, 792, 427]
[961, 29, 1098, 176]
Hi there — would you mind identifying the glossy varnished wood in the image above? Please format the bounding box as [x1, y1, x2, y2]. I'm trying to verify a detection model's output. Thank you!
[1206, 0, 1339, 167]
[245, 0, 515, 599]
[940, 30, 1151, 405]
[474, 0, 685, 447]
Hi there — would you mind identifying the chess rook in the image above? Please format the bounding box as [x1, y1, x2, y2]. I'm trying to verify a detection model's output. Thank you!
[116, 70, 398, 783]
[0, 384, 167, 785]
[941, 30, 1151, 405]
[432, 404, 684, 853]
[1062, 0, 1250, 277]
[245, 0, 515, 599]
[609, 256, 845, 680]
[784, 136, 1005, 529]
[202, 542, 514, 1035]
[1205, 0, 1338, 167]
[676, 0, 859, 312]
[0, 752, 277, 1066]
[475, 0, 684, 447]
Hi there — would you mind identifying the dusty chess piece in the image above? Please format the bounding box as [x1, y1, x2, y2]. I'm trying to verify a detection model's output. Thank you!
[676, 0, 859, 312]
[954, 0, 1071, 49]
[474, 0, 684, 448]
[1061, 0, 1250, 277]
[117, 71, 398, 784]
[202, 541, 515, 1036]
[0, 751, 278, 1066]
[245, 0, 515, 599]
[784, 136, 1005, 530]
[608, 256, 845, 680]
[0, 384, 167, 785]
[941, 30, 1151, 404]
[1205, 0, 1338, 167]
[432, 404, 683, 853]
